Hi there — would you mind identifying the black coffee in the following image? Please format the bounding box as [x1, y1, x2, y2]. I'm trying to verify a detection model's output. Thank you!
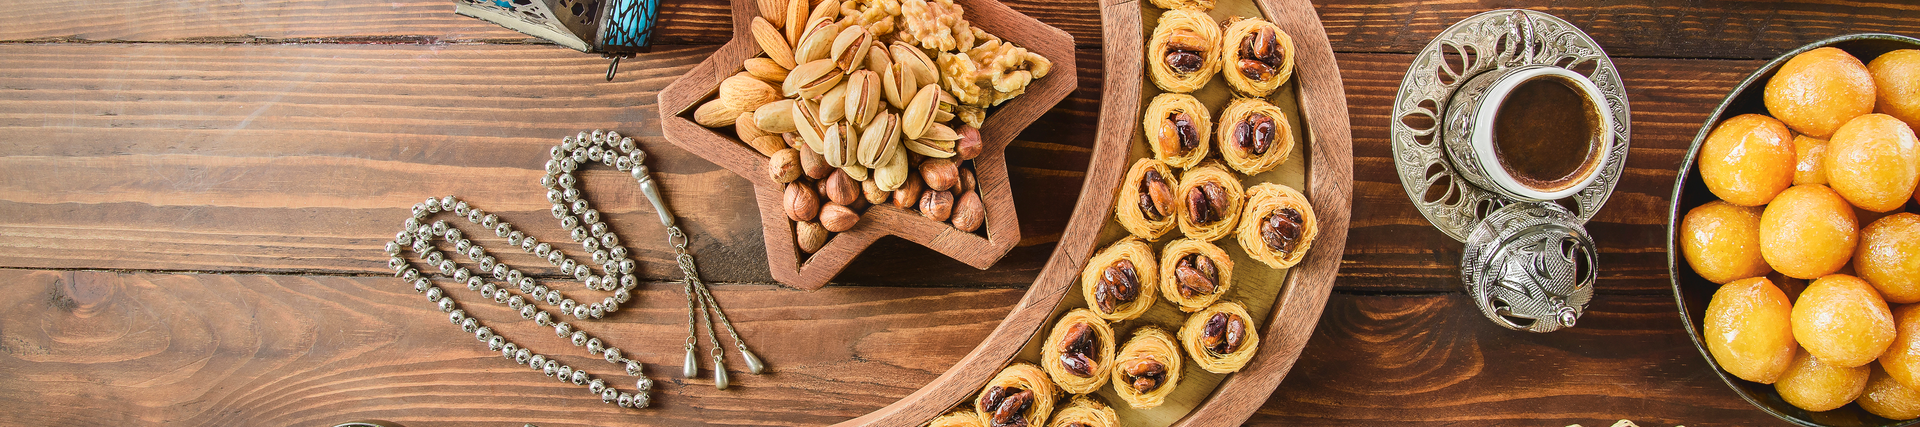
[1491, 76, 1600, 192]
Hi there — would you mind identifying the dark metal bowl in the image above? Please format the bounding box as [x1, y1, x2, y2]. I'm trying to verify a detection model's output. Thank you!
[1669, 33, 1920, 427]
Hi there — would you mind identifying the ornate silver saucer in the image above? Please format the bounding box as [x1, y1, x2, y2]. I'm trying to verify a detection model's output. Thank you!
[1390, 9, 1632, 242]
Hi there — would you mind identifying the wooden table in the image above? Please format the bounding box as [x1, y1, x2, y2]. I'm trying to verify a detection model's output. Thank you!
[4, 1, 1916, 425]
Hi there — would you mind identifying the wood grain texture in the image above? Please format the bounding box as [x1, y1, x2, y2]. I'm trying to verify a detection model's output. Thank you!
[8, 0, 1920, 61]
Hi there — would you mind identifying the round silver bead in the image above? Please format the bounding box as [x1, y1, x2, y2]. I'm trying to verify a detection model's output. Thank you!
[546, 250, 565, 265]
[424, 197, 441, 212]
[474, 326, 493, 342]
[495, 222, 512, 239]
[591, 249, 608, 266]
[569, 227, 588, 243]
[447, 309, 466, 324]
[396, 230, 414, 245]
[501, 342, 518, 359]
[626, 361, 644, 376]
[481, 214, 499, 229]
[571, 371, 588, 386]
[590, 222, 610, 237]
[546, 189, 564, 204]
[487, 336, 505, 351]
[436, 259, 455, 274]
[453, 200, 470, 216]
[506, 295, 526, 310]
[534, 310, 553, 326]
[619, 274, 637, 290]
[559, 259, 578, 274]
[572, 304, 590, 319]
[479, 283, 498, 299]
[440, 196, 456, 210]
[514, 348, 532, 364]
[518, 305, 537, 320]
[601, 388, 618, 403]
[586, 338, 604, 354]
[616, 155, 634, 171]
[601, 298, 619, 314]
[518, 235, 537, 252]
[553, 322, 572, 337]
[589, 378, 607, 394]
[529, 354, 547, 370]
[436, 298, 456, 313]
[631, 392, 650, 409]
[602, 347, 622, 364]
[543, 360, 559, 377]
[459, 318, 478, 333]
[431, 220, 448, 236]
[590, 304, 606, 319]
[545, 290, 563, 305]
[570, 331, 588, 346]
[517, 277, 535, 293]
[385, 241, 402, 256]
[424, 286, 443, 302]
[492, 288, 511, 304]
[451, 268, 469, 282]
[412, 279, 430, 294]
[558, 298, 577, 314]
[616, 393, 633, 408]
[465, 276, 483, 290]
[534, 243, 553, 257]
[619, 136, 635, 152]
[507, 270, 524, 284]
[636, 377, 654, 391]
[571, 200, 590, 215]
[613, 288, 632, 304]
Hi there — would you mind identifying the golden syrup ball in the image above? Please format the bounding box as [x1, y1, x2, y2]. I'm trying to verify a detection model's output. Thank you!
[1794, 135, 1830, 186]
[1858, 214, 1920, 304]
[1681, 201, 1772, 284]
[1826, 114, 1920, 213]
[1870, 49, 1920, 131]
[1760, 185, 1860, 279]
[1793, 274, 1896, 368]
[1777, 349, 1872, 412]
[1863, 365, 1920, 420]
[1766, 47, 1877, 139]
[1700, 114, 1799, 206]
[1705, 277, 1799, 383]
[1883, 305, 1920, 390]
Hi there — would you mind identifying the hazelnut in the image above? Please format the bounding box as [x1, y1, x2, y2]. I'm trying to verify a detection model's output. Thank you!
[920, 189, 954, 221]
[823, 169, 860, 206]
[796, 220, 829, 254]
[785, 181, 820, 222]
[892, 172, 925, 210]
[820, 204, 860, 232]
[921, 158, 959, 191]
[952, 190, 984, 232]
[797, 142, 833, 179]
[768, 149, 803, 184]
[957, 166, 977, 194]
[956, 125, 984, 160]
[862, 179, 891, 204]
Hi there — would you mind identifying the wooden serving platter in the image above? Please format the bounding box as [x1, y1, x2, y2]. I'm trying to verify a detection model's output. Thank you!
[838, 0, 1353, 425]
[656, 0, 1077, 291]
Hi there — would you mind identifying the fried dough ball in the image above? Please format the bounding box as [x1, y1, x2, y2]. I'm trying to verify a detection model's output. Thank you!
[1862, 365, 1920, 420]
[1826, 114, 1920, 212]
[1681, 201, 1772, 284]
[1869, 49, 1920, 131]
[1701, 114, 1798, 206]
[1884, 305, 1920, 390]
[1858, 213, 1920, 304]
[1760, 185, 1859, 279]
[1793, 135, 1830, 186]
[1793, 274, 1896, 368]
[1706, 277, 1799, 383]
[1766, 47, 1876, 139]
[1777, 349, 1871, 412]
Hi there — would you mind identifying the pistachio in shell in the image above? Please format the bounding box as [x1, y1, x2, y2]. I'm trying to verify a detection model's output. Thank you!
[783, 59, 844, 99]
[844, 70, 883, 128]
[905, 137, 957, 158]
[858, 112, 902, 168]
[830, 26, 872, 72]
[821, 123, 853, 168]
[864, 43, 893, 74]
[890, 42, 939, 85]
[882, 63, 920, 110]
[875, 149, 911, 191]
[793, 18, 839, 64]
[901, 84, 941, 140]
[818, 82, 849, 123]
[792, 99, 827, 152]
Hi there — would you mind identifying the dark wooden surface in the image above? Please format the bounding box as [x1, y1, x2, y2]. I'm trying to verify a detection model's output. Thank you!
[3, 0, 1915, 425]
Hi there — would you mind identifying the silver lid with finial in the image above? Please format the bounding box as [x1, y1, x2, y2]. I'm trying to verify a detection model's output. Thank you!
[1460, 201, 1597, 333]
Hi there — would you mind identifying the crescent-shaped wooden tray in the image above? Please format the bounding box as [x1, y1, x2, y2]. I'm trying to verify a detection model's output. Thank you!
[838, 0, 1353, 424]
[657, 0, 1077, 291]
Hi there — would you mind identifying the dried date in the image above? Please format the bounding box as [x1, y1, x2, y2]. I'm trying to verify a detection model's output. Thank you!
[1122, 359, 1168, 393]
[1174, 253, 1218, 298]
[1233, 113, 1276, 155]
[1200, 312, 1247, 355]
[1138, 168, 1175, 221]
[1260, 208, 1304, 255]
[1093, 259, 1141, 313]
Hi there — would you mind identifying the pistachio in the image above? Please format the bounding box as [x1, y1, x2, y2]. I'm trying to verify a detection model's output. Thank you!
[784, 0, 810, 47]
[920, 189, 954, 221]
[694, 99, 741, 128]
[792, 99, 827, 151]
[783, 59, 844, 99]
[881, 63, 920, 110]
[955, 125, 984, 160]
[821, 123, 853, 168]
[751, 16, 796, 69]
[823, 169, 860, 206]
[920, 123, 960, 141]
[784, 182, 820, 222]
[890, 41, 938, 87]
[819, 204, 859, 232]
[818, 82, 849, 123]
[797, 139, 832, 179]
[844, 70, 883, 128]
[795, 220, 828, 254]
[920, 158, 959, 191]
[720, 73, 780, 112]
[901, 84, 941, 139]
[794, 18, 839, 64]
[952, 190, 984, 232]
[744, 57, 790, 83]
[755, 99, 798, 134]
[934, 90, 959, 122]
[861, 178, 890, 204]
[1139, 168, 1174, 221]
[877, 150, 911, 192]
[904, 137, 957, 158]
[766, 148, 802, 183]
[831, 26, 872, 72]
[857, 111, 901, 168]
[864, 44, 893, 74]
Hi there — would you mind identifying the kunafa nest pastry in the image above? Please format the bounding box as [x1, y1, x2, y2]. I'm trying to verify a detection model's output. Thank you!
[1216, 97, 1295, 175]
[1081, 237, 1160, 321]
[1220, 17, 1294, 97]
[1147, 9, 1222, 93]
[1159, 238, 1235, 312]
[1143, 93, 1214, 168]
[927, 408, 986, 427]
[1179, 301, 1261, 374]
[1111, 326, 1182, 409]
[1045, 396, 1120, 427]
[1115, 159, 1180, 240]
[1041, 309, 1117, 395]
[973, 362, 1059, 427]
[1237, 183, 1318, 269]
[1175, 162, 1246, 241]
[1147, 0, 1212, 12]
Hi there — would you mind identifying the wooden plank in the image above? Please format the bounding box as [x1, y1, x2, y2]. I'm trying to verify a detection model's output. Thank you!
[0, 269, 1025, 425]
[7, 0, 1920, 60]
[0, 269, 1782, 425]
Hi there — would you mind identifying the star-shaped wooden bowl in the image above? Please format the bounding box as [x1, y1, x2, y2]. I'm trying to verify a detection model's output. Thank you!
[658, 0, 1076, 290]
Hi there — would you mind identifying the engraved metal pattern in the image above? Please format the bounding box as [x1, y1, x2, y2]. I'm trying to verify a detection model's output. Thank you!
[1391, 9, 1632, 241]
[1461, 202, 1597, 333]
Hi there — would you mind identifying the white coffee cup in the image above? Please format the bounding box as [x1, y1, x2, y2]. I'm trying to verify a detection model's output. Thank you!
[1443, 65, 1614, 201]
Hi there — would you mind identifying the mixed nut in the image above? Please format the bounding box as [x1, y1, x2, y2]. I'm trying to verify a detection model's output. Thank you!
[696, 0, 1051, 256]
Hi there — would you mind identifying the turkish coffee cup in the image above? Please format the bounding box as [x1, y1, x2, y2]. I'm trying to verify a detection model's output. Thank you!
[1443, 65, 1613, 202]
